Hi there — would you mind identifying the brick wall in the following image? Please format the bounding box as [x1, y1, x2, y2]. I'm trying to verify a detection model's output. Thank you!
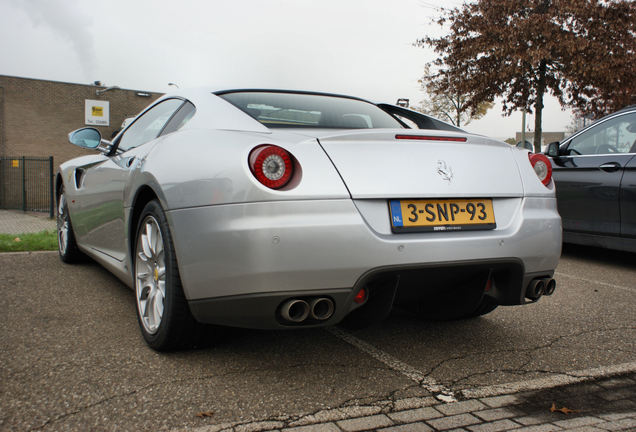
[0, 75, 162, 169]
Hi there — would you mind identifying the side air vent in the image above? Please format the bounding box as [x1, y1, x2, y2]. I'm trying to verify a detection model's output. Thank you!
[74, 168, 86, 189]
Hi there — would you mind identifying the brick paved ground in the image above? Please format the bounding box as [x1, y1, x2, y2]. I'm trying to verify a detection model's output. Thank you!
[189, 373, 636, 432]
[0, 210, 56, 234]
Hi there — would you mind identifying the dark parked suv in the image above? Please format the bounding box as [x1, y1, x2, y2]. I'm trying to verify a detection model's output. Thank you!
[546, 106, 636, 252]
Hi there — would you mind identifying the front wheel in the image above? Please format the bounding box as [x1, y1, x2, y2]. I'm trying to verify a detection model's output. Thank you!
[134, 200, 198, 351]
[57, 188, 83, 263]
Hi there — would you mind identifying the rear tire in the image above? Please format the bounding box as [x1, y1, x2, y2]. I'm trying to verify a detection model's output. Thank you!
[57, 187, 83, 263]
[133, 200, 200, 351]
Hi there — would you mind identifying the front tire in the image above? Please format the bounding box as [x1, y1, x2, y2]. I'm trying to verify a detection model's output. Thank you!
[57, 187, 83, 263]
[134, 200, 198, 351]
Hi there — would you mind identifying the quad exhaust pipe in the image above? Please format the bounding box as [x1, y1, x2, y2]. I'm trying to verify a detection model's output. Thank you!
[526, 277, 556, 301]
[280, 299, 310, 323]
[280, 297, 335, 323]
[310, 297, 335, 320]
[544, 278, 556, 296]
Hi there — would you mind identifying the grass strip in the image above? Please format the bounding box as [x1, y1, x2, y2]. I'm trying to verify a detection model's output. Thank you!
[0, 230, 57, 252]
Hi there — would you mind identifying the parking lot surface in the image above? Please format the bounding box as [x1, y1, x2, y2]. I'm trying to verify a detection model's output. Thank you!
[0, 245, 634, 431]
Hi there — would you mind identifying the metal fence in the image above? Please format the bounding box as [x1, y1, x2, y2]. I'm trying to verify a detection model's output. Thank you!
[0, 156, 55, 218]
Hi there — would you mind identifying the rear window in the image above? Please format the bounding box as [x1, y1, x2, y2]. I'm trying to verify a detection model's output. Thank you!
[217, 91, 403, 129]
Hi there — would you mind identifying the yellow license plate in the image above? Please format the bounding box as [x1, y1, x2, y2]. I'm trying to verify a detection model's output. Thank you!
[389, 199, 496, 232]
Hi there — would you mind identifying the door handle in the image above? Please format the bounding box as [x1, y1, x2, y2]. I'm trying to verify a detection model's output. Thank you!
[599, 162, 621, 172]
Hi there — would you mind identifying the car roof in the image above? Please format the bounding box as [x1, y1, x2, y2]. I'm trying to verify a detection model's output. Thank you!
[213, 88, 375, 104]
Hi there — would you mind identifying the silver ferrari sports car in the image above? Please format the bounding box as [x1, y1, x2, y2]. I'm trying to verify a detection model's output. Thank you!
[57, 88, 561, 350]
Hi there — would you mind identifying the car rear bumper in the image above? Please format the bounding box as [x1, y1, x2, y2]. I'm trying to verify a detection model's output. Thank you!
[167, 197, 561, 327]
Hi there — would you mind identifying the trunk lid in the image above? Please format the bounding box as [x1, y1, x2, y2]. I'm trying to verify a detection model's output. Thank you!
[316, 130, 524, 199]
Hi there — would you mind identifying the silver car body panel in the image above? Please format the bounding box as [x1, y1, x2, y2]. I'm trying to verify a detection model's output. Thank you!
[57, 88, 562, 328]
[168, 197, 560, 301]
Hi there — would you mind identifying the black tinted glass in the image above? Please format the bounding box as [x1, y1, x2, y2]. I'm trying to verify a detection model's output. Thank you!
[218, 91, 403, 129]
[118, 99, 183, 151]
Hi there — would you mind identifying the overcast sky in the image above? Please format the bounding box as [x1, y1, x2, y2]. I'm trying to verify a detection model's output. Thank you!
[0, 0, 573, 140]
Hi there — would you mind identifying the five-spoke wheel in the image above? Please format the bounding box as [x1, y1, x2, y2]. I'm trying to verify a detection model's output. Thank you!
[133, 200, 198, 350]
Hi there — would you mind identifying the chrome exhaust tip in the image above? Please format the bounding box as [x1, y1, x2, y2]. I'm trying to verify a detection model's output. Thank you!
[543, 278, 556, 296]
[526, 278, 546, 301]
[309, 297, 335, 321]
[280, 299, 310, 323]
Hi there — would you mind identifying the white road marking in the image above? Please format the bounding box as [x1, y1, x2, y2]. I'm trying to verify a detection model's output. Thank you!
[461, 361, 636, 399]
[326, 327, 457, 402]
[555, 271, 636, 294]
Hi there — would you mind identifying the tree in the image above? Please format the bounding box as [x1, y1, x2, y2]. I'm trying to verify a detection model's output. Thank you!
[565, 114, 588, 134]
[417, 66, 494, 127]
[418, 0, 635, 153]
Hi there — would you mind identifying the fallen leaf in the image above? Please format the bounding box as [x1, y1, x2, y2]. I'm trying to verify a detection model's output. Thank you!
[196, 411, 214, 418]
[550, 402, 579, 414]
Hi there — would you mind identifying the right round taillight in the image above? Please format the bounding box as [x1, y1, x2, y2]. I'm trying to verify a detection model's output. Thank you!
[248, 145, 294, 189]
[528, 153, 553, 187]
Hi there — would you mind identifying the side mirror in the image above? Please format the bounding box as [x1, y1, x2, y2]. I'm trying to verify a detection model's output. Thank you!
[546, 141, 560, 158]
[68, 128, 101, 149]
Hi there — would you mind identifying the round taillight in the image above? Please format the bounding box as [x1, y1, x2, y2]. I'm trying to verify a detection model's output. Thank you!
[528, 153, 553, 186]
[249, 145, 294, 189]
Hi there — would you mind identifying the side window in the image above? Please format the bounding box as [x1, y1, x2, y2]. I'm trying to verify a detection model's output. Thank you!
[117, 99, 184, 151]
[160, 101, 196, 136]
[569, 113, 636, 155]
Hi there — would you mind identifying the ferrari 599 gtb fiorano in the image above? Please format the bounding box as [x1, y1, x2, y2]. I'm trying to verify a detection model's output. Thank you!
[57, 89, 561, 350]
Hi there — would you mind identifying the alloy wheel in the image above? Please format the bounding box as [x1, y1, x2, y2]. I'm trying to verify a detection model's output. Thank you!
[135, 215, 166, 334]
[57, 194, 69, 254]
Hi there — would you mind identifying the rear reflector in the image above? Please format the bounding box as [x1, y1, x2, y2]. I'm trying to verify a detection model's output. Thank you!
[353, 288, 367, 304]
[395, 135, 467, 142]
[485, 278, 492, 292]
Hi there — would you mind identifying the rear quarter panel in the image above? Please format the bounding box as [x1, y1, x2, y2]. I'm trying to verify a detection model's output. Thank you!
[140, 128, 350, 210]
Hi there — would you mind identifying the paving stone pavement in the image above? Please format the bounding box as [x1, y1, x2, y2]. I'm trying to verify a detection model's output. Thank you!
[0, 210, 56, 234]
[186, 373, 636, 432]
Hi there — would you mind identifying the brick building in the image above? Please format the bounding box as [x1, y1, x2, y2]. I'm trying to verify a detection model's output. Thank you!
[0, 75, 162, 166]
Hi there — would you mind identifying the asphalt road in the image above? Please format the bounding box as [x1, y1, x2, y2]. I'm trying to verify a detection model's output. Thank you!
[1, 245, 634, 431]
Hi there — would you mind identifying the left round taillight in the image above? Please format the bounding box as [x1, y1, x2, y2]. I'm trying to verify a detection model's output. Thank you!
[248, 145, 294, 189]
[528, 153, 552, 186]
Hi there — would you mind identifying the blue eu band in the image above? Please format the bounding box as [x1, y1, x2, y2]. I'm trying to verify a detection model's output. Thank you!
[390, 200, 403, 227]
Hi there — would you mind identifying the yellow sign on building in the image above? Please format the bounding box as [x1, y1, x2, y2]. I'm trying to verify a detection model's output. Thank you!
[85, 99, 110, 126]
